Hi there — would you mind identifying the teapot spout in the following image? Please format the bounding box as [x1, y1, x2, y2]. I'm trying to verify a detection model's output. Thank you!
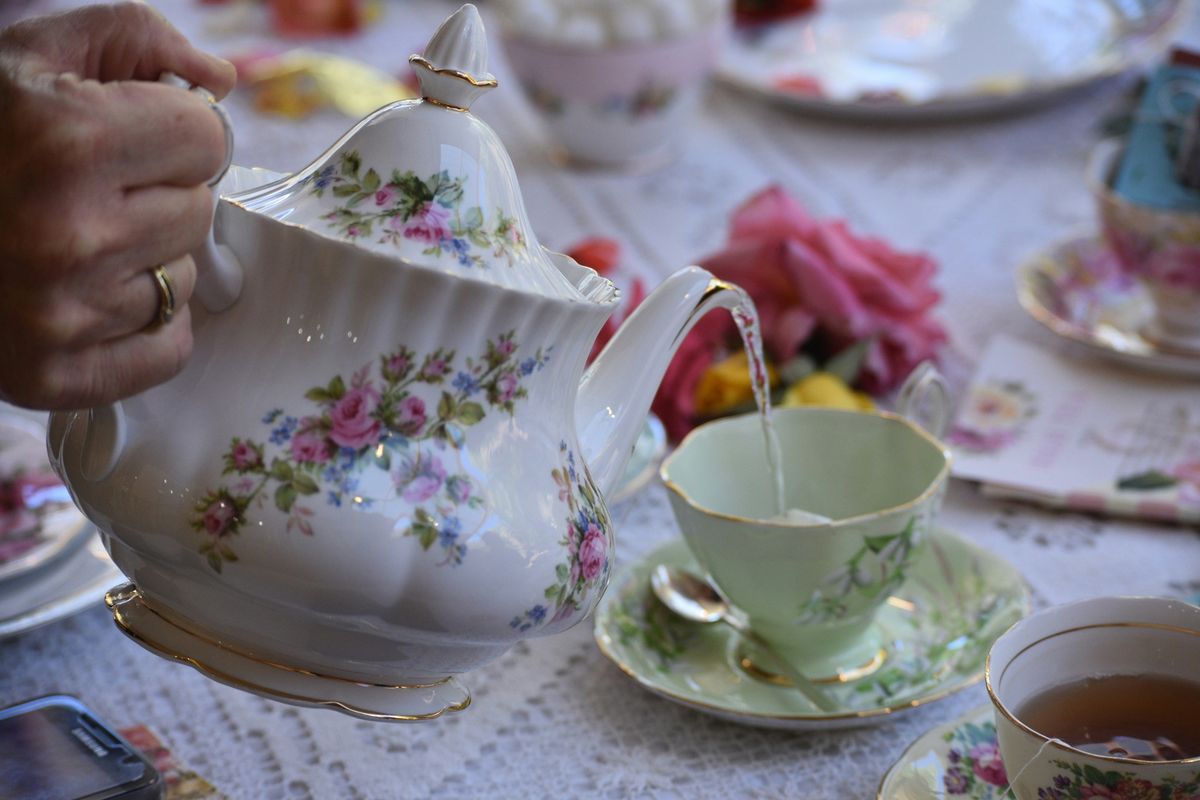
[577, 267, 744, 497]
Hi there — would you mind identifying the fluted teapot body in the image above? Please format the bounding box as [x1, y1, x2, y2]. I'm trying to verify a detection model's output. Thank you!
[49, 5, 744, 720]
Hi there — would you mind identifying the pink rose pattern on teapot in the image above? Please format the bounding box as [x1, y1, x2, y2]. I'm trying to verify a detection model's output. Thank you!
[191, 331, 551, 572]
[510, 441, 613, 632]
[311, 151, 525, 269]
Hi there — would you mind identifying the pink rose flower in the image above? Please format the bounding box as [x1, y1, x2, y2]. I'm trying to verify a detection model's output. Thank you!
[496, 338, 516, 356]
[202, 499, 237, 538]
[375, 186, 396, 207]
[579, 523, 607, 582]
[384, 351, 412, 381]
[329, 385, 381, 449]
[422, 358, 450, 379]
[396, 453, 447, 503]
[652, 186, 946, 441]
[397, 396, 427, 436]
[291, 431, 331, 464]
[231, 441, 261, 471]
[968, 742, 1007, 787]
[402, 202, 451, 245]
[497, 372, 519, 404]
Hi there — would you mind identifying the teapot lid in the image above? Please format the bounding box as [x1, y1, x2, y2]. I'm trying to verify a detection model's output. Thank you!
[229, 4, 608, 304]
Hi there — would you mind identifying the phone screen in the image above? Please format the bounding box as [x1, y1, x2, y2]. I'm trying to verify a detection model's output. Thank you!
[0, 697, 157, 800]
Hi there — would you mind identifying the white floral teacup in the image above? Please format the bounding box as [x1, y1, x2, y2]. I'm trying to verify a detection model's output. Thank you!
[659, 382, 951, 682]
[1089, 139, 1200, 348]
[986, 596, 1200, 800]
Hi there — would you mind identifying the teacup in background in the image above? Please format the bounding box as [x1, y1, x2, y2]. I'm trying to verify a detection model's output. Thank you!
[659, 372, 951, 682]
[986, 596, 1200, 800]
[498, 11, 728, 169]
[1089, 138, 1200, 347]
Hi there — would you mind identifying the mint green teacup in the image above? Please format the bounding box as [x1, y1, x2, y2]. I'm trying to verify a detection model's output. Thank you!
[660, 386, 951, 682]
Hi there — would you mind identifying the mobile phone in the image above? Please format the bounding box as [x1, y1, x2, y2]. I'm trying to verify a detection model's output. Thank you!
[0, 695, 163, 800]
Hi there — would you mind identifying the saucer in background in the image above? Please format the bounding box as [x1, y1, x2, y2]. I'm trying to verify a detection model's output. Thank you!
[1017, 235, 1200, 377]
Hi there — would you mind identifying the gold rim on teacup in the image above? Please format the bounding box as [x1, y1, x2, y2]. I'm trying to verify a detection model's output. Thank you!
[659, 407, 952, 529]
[985, 612, 1200, 766]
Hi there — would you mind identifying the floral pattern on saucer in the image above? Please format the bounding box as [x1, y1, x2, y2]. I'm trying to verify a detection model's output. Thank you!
[1017, 235, 1200, 377]
[878, 704, 1008, 799]
[594, 528, 1029, 730]
[878, 704, 1200, 799]
[0, 416, 88, 582]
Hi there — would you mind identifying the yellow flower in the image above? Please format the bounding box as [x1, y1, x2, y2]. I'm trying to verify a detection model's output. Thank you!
[692, 352, 778, 418]
[782, 372, 874, 411]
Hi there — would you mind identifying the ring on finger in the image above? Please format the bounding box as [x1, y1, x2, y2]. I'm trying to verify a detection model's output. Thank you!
[148, 264, 177, 330]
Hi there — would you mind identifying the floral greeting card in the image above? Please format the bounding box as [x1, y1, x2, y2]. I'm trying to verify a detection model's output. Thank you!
[949, 335, 1200, 524]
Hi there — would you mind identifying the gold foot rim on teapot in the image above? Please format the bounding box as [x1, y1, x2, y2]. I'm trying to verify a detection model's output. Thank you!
[105, 583, 472, 722]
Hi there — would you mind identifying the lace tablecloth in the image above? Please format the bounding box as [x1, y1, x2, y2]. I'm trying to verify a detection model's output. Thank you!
[3, 2, 1200, 798]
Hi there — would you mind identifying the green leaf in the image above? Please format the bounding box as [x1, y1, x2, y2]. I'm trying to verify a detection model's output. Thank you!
[328, 375, 346, 399]
[332, 183, 360, 198]
[293, 474, 319, 495]
[555, 563, 569, 581]
[305, 388, 331, 403]
[207, 552, 223, 573]
[1082, 765, 1107, 787]
[863, 533, 898, 553]
[824, 338, 872, 385]
[374, 449, 391, 470]
[1116, 470, 1178, 491]
[779, 354, 817, 386]
[456, 402, 485, 426]
[270, 459, 293, 481]
[463, 206, 484, 231]
[411, 515, 437, 550]
[363, 169, 381, 192]
[438, 391, 456, 421]
[544, 584, 559, 599]
[275, 483, 297, 513]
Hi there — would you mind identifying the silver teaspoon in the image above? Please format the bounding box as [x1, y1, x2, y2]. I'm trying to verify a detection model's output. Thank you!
[649, 564, 838, 713]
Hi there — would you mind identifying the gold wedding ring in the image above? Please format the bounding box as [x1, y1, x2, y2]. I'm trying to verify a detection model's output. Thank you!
[150, 265, 176, 330]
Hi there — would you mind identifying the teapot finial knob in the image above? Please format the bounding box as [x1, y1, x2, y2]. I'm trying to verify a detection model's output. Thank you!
[410, 4, 497, 111]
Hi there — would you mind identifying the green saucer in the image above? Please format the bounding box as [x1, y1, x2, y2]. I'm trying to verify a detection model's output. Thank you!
[877, 704, 1008, 799]
[593, 528, 1029, 730]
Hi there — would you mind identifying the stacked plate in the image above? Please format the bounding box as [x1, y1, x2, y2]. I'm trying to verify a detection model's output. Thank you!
[0, 406, 120, 639]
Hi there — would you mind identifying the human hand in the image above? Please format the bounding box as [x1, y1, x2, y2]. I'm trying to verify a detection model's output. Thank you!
[0, 2, 236, 410]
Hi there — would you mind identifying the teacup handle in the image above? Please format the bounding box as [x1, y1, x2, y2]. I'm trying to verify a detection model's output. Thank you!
[895, 362, 949, 439]
[159, 73, 243, 312]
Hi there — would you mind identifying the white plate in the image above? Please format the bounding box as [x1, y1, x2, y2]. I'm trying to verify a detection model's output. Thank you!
[0, 412, 92, 584]
[0, 532, 122, 639]
[718, 0, 1187, 120]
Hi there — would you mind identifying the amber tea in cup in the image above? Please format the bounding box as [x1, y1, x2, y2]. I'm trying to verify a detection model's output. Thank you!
[1015, 673, 1200, 761]
[987, 597, 1200, 800]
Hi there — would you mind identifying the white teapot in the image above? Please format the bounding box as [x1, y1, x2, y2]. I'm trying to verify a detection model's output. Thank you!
[48, 5, 747, 720]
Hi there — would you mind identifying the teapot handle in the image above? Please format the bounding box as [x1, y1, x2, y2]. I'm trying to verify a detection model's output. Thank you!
[895, 362, 949, 440]
[160, 73, 243, 311]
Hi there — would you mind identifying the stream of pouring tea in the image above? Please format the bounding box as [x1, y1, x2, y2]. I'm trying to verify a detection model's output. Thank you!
[730, 293, 786, 516]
